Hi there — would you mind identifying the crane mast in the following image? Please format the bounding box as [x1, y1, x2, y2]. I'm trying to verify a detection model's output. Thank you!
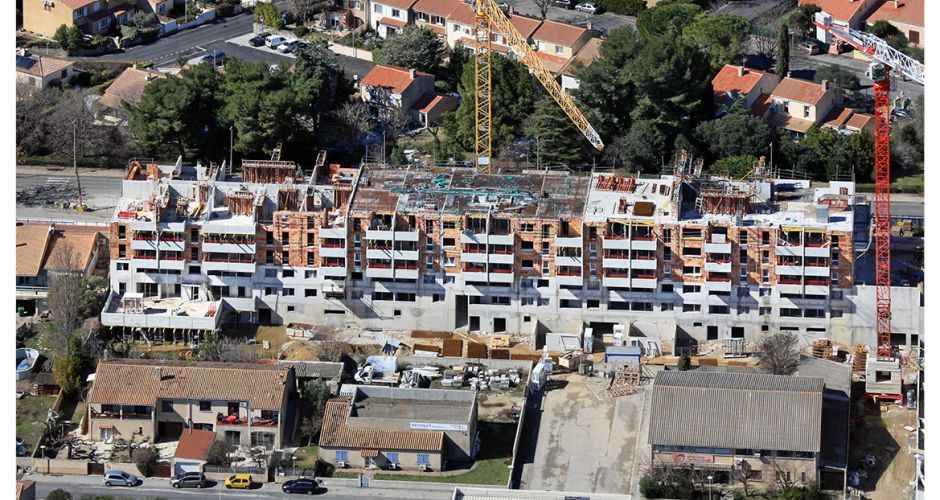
[472, 0, 604, 172]
[813, 12, 924, 361]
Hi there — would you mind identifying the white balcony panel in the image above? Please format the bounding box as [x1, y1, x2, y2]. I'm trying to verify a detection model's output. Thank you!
[130, 220, 157, 232]
[131, 239, 156, 251]
[366, 230, 394, 241]
[804, 284, 831, 296]
[631, 278, 658, 289]
[805, 246, 830, 257]
[777, 283, 803, 295]
[631, 259, 657, 270]
[157, 259, 186, 270]
[631, 239, 657, 251]
[366, 267, 394, 279]
[704, 242, 732, 254]
[555, 237, 583, 248]
[776, 265, 803, 275]
[705, 261, 731, 273]
[320, 266, 347, 278]
[705, 280, 732, 292]
[555, 256, 582, 267]
[395, 231, 420, 242]
[462, 272, 488, 282]
[558, 288, 581, 301]
[202, 242, 256, 254]
[131, 258, 159, 269]
[556, 274, 584, 286]
[488, 253, 515, 264]
[776, 246, 801, 257]
[200, 222, 256, 235]
[804, 266, 831, 277]
[158, 240, 185, 252]
[393, 250, 419, 261]
[320, 246, 348, 258]
[487, 234, 514, 245]
[460, 252, 487, 264]
[366, 249, 392, 260]
[157, 222, 186, 233]
[201, 261, 256, 273]
[395, 268, 419, 280]
[602, 238, 630, 250]
[603, 258, 630, 269]
[318, 227, 347, 239]
[488, 272, 514, 283]
[603, 276, 631, 288]
[460, 233, 486, 244]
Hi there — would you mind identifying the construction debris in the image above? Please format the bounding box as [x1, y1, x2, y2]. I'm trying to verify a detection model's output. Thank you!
[607, 367, 640, 398]
[813, 339, 834, 359]
[854, 344, 868, 373]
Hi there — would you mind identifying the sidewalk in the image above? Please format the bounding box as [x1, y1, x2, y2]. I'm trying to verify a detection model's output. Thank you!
[17, 165, 125, 178]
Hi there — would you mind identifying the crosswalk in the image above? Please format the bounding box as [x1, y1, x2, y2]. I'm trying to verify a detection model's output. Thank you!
[46, 177, 72, 185]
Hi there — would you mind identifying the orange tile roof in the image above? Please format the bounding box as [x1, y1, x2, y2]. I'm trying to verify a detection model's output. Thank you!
[102, 67, 164, 108]
[866, 0, 923, 27]
[175, 430, 217, 461]
[771, 77, 829, 105]
[319, 398, 444, 452]
[424, 23, 446, 35]
[535, 51, 570, 74]
[59, 0, 97, 8]
[44, 230, 99, 272]
[15, 54, 72, 78]
[413, 0, 462, 17]
[509, 15, 542, 39]
[800, 0, 876, 23]
[561, 37, 603, 77]
[379, 17, 408, 29]
[750, 93, 773, 116]
[846, 112, 873, 130]
[373, 0, 418, 10]
[361, 64, 432, 94]
[821, 105, 855, 128]
[16, 224, 52, 277]
[533, 19, 588, 47]
[16, 481, 35, 500]
[768, 113, 816, 133]
[89, 359, 291, 410]
[412, 92, 455, 113]
[711, 64, 772, 102]
[447, 3, 476, 26]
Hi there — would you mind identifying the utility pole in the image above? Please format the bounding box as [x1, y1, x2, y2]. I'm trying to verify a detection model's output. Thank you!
[73, 120, 85, 211]
[229, 125, 234, 176]
[536, 136, 541, 171]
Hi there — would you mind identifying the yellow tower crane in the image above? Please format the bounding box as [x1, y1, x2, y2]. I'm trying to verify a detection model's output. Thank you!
[473, 0, 604, 173]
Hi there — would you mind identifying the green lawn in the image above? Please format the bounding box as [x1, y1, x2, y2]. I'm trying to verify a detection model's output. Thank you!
[16, 394, 58, 453]
[333, 471, 359, 478]
[23, 323, 60, 356]
[374, 422, 516, 486]
[293, 445, 319, 468]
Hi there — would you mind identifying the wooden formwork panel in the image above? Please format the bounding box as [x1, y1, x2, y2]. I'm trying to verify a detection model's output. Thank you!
[467, 342, 488, 359]
[442, 339, 464, 357]
[489, 348, 510, 359]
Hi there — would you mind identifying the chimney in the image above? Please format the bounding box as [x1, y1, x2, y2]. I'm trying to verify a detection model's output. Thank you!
[155, 367, 162, 380]
[409, 68, 416, 79]
[587, 21, 593, 30]
[16, 47, 26, 57]
[894, 0, 901, 7]
[132, 62, 138, 69]
[821, 79, 829, 90]
[738, 66, 746, 77]
[786, 71, 793, 78]
[508, 5, 513, 15]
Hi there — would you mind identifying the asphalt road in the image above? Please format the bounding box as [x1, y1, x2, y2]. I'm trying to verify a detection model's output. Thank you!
[501, 0, 636, 35]
[790, 52, 924, 102]
[29, 476, 452, 500]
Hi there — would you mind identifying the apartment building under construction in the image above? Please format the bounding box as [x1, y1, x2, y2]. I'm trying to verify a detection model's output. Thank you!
[100, 155, 922, 349]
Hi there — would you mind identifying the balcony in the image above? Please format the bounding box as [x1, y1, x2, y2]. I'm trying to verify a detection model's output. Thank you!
[555, 236, 583, 248]
[202, 260, 256, 273]
[158, 259, 186, 270]
[602, 237, 631, 250]
[320, 265, 347, 278]
[395, 267, 419, 279]
[393, 250, 419, 261]
[603, 258, 631, 269]
[805, 246, 830, 257]
[488, 271, 514, 283]
[776, 265, 803, 275]
[462, 271, 488, 282]
[632, 239, 657, 251]
[555, 256, 582, 267]
[704, 241, 732, 254]
[707, 280, 733, 292]
[603, 276, 631, 288]
[460, 232, 487, 244]
[202, 242, 256, 254]
[395, 231, 420, 242]
[631, 258, 657, 270]
[804, 283, 831, 295]
[320, 246, 347, 258]
[777, 283, 803, 295]
[487, 233, 514, 246]
[366, 267, 394, 279]
[705, 261, 731, 273]
[775, 245, 801, 257]
[489, 253, 515, 264]
[804, 265, 830, 277]
[631, 278, 657, 289]
[131, 239, 156, 251]
[365, 229, 394, 241]
[460, 252, 487, 263]
[318, 227, 347, 239]
[556, 274, 584, 286]
[158, 240, 185, 252]
[366, 249, 392, 260]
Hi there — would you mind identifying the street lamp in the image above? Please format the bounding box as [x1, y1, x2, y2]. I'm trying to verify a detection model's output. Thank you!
[229, 125, 235, 176]
[707, 474, 713, 500]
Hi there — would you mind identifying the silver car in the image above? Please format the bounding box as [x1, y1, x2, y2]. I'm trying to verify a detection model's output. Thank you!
[103, 470, 138, 487]
[575, 2, 603, 14]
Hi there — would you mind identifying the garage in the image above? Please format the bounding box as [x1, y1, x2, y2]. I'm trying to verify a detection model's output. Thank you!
[159, 422, 184, 439]
[173, 429, 216, 476]
[174, 460, 202, 476]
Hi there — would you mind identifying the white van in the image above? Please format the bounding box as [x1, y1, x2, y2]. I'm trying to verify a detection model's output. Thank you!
[265, 35, 287, 49]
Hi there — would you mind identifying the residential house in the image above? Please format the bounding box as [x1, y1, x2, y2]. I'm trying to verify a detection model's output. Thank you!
[865, 0, 924, 48]
[530, 20, 597, 74]
[23, 0, 137, 38]
[755, 77, 841, 136]
[100, 66, 165, 110]
[360, 64, 457, 127]
[277, 360, 345, 395]
[15, 52, 75, 89]
[319, 385, 478, 471]
[87, 359, 295, 449]
[370, 0, 416, 37]
[820, 105, 875, 135]
[16, 223, 103, 309]
[649, 371, 825, 488]
[444, 2, 477, 50]
[173, 429, 217, 475]
[560, 36, 602, 93]
[710, 64, 778, 115]
[413, 0, 462, 40]
[799, 0, 881, 29]
[139, 0, 171, 19]
[15, 481, 36, 500]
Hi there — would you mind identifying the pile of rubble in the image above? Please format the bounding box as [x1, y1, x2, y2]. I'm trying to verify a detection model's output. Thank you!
[442, 364, 521, 391]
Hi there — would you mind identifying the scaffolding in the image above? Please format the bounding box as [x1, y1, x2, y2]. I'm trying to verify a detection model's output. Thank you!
[242, 160, 299, 184]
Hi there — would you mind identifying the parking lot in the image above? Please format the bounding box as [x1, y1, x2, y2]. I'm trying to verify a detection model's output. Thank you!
[519, 372, 651, 495]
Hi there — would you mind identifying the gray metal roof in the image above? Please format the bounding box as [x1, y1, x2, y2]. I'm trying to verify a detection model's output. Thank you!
[277, 360, 344, 380]
[649, 371, 824, 453]
[797, 356, 852, 400]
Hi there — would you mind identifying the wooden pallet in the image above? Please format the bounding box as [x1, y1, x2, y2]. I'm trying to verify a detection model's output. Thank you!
[607, 368, 640, 397]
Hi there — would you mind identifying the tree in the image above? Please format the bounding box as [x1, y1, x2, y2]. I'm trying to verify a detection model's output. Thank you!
[710, 155, 758, 178]
[524, 96, 588, 167]
[776, 24, 790, 78]
[751, 23, 779, 59]
[206, 440, 232, 466]
[119, 25, 139, 42]
[730, 460, 753, 496]
[195, 334, 259, 362]
[442, 54, 535, 157]
[682, 14, 750, 69]
[303, 379, 331, 414]
[53, 352, 82, 395]
[813, 64, 860, 90]
[286, 0, 326, 24]
[54, 24, 83, 51]
[254, 2, 284, 30]
[636, 3, 701, 38]
[756, 332, 800, 375]
[300, 416, 322, 446]
[133, 446, 160, 476]
[533, 0, 551, 19]
[573, 27, 644, 139]
[334, 102, 373, 146]
[677, 354, 691, 371]
[695, 112, 774, 160]
[789, 3, 821, 35]
[46, 489, 72, 500]
[47, 241, 86, 345]
[131, 11, 156, 29]
[372, 25, 445, 74]
[596, 0, 645, 16]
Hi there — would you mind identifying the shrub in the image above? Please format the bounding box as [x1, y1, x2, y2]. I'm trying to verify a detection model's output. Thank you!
[595, 0, 645, 16]
[46, 490, 72, 500]
[217, 1, 236, 17]
[132, 446, 160, 477]
[677, 354, 691, 371]
[294, 25, 309, 38]
[206, 440, 232, 466]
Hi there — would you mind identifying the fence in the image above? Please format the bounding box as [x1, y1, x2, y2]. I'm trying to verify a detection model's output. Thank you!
[327, 41, 373, 62]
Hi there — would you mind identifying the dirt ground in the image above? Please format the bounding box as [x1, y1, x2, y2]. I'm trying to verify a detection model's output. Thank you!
[852, 401, 918, 500]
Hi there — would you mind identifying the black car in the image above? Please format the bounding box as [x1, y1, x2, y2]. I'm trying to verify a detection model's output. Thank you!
[282, 478, 321, 494]
[249, 32, 270, 47]
[170, 472, 207, 488]
[552, 0, 574, 8]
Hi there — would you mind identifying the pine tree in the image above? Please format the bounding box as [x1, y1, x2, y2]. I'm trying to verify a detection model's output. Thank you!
[776, 24, 790, 79]
[523, 96, 588, 168]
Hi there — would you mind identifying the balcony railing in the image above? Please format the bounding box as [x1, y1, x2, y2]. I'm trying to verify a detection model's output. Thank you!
[632, 273, 655, 280]
[805, 261, 829, 267]
[134, 234, 156, 241]
[557, 270, 581, 276]
[606, 271, 630, 278]
[632, 235, 655, 241]
[707, 258, 731, 263]
[490, 268, 512, 274]
[203, 237, 255, 244]
[707, 276, 731, 282]
[321, 242, 344, 248]
[204, 256, 255, 263]
[162, 254, 185, 261]
[605, 234, 628, 240]
[134, 254, 157, 260]
[396, 264, 418, 270]
[806, 278, 830, 286]
[778, 278, 802, 285]
[369, 263, 392, 269]
[805, 240, 827, 248]
[463, 247, 486, 253]
[633, 254, 656, 260]
[489, 249, 513, 255]
[321, 261, 345, 267]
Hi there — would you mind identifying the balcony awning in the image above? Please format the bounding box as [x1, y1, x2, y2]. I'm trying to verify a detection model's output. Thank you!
[361, 449, 379, 458]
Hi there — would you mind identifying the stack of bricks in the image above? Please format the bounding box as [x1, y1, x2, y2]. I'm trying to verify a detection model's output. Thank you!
[853, 344, 868, 372]
[812, 339, 833, 359]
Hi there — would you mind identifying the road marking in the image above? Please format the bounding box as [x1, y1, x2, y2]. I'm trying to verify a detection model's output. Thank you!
[46, 177, 71, 185]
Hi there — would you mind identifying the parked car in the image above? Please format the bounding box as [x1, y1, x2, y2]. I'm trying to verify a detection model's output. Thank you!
[225, 473, 253, 489]
[103, 470, 138, 487]
[552, 0, 574, 8]
[575, 2, 603, 14]
[201, 50, 227, 67]
[279, 40, 301, 53]
[282, 478, 321, 494]
[266, 35, 287, 49]
[16, 437, 26, 457]
[249, 32, 269, 47]
[170, 472, 207, 488]
[800, 41, 821, 55]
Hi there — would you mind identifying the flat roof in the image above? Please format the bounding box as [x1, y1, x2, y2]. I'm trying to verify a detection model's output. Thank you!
[350, 385, 476, 423]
